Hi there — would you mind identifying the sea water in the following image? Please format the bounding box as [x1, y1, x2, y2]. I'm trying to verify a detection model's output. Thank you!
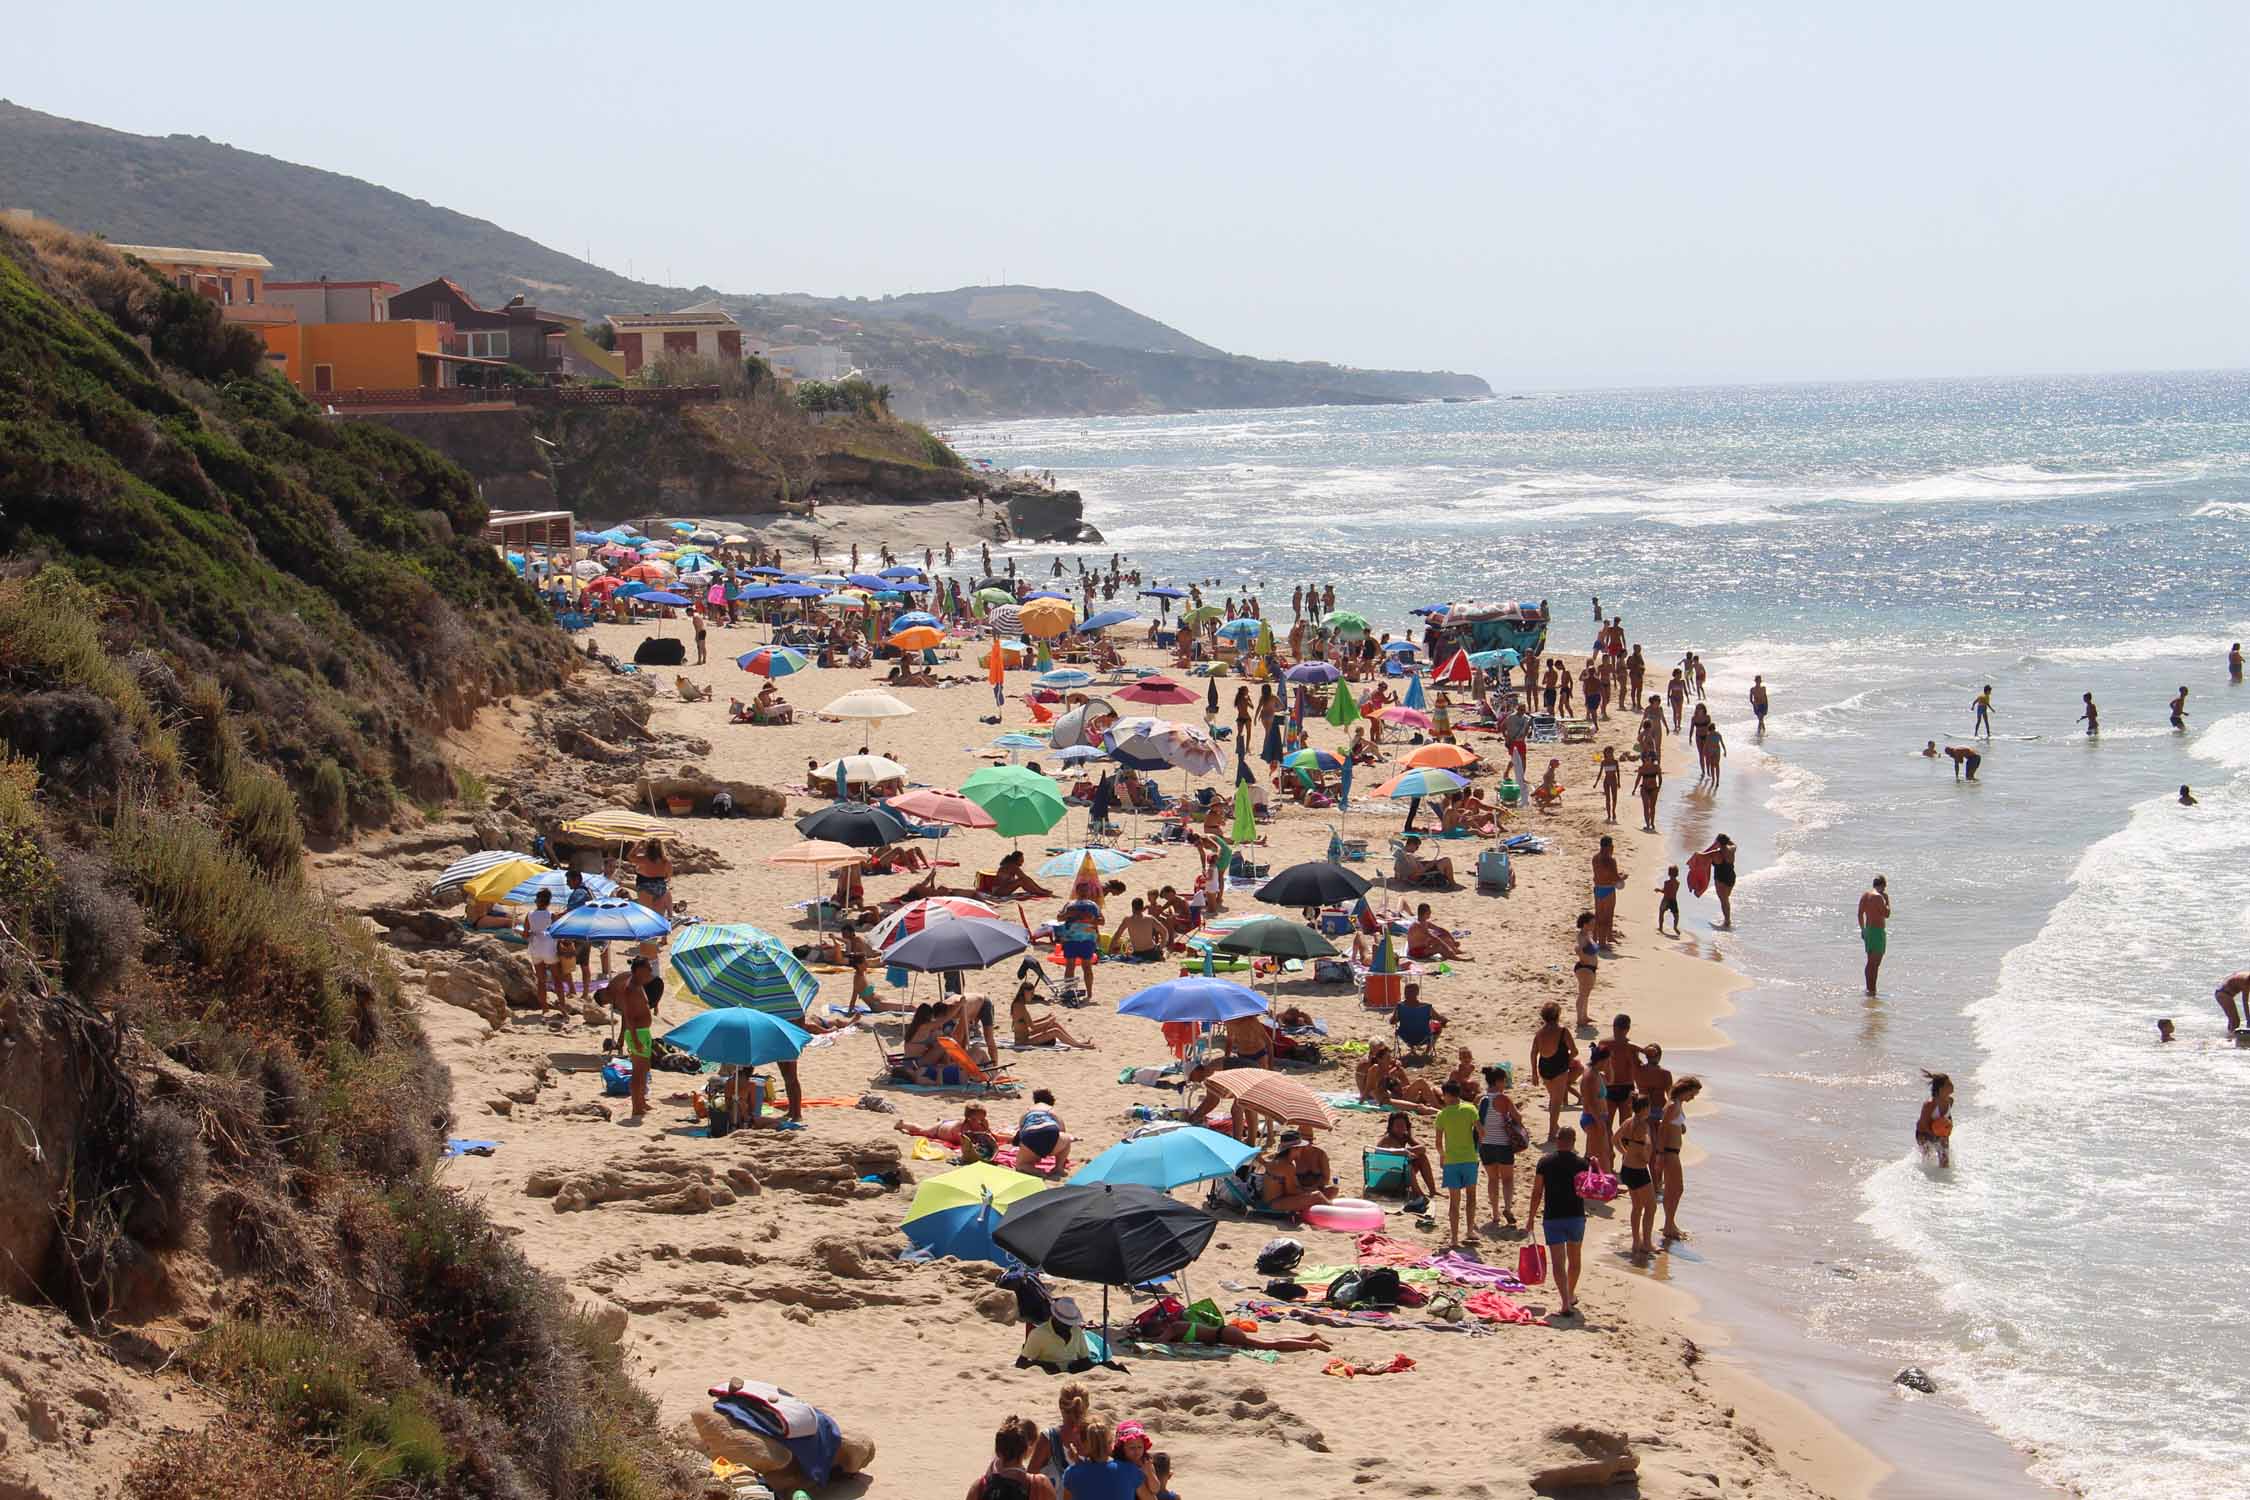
[953, 372, 2250, 1498]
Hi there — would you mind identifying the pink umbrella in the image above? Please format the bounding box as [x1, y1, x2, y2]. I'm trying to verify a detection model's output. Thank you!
[596, 543, 636, 560]
[1378, 706, 1434, 730]
[1115, 676, 1198, 706]
[887, 788, 999, 828]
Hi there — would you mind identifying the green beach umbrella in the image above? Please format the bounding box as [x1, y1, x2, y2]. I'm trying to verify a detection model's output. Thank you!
[973, 587, 1014, 609]
[1230, 782, 1256, 845]
[1326, 610, 1371, 637]
[1326, 681, 1361, 728]
[959, 765, 1069, 838]
[668, 922, 821, 1020]
[1258, 621, 1275, 657]
[1181, 604, 1223, 627]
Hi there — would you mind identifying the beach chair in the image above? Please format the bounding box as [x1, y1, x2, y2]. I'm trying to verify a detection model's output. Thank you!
[1203, 1167, 1299, 1224]
[1476, 848, 1514, 894]
[1391, 1000, 1445, 1065]
[1362, 1148, 1413, 1198]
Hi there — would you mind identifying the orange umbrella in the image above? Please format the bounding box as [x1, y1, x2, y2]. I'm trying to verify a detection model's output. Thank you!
[987, 635, 1007, 687]
[1402, 743, 1480, 771]
[1201, 1069, 1337, 1132]
[1018, 599, 1077, 639]
[888, 625, 945, 651]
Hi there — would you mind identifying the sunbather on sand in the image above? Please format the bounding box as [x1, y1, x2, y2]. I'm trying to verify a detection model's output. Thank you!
[1406, 903, 1466, 962]
[1260, 1130, 1338, 1216]
[1137, 1313, 1332, 1354]
[893, 1101, 1005, 1161]
[1359, 1043, 1441, 1114]
[1010, 980, 1093, 1049]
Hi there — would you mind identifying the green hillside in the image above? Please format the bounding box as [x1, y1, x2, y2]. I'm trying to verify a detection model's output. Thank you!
[849, 284, 1227, 356]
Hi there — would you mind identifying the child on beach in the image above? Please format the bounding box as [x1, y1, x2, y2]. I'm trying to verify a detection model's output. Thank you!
[1656, 866, 1681, 936]
[1432, 1079, 1481, 1246]
[1914, 1071, 1954, 1168]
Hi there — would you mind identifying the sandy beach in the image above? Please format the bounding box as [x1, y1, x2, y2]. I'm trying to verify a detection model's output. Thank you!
[321, 614, 1881, 1500]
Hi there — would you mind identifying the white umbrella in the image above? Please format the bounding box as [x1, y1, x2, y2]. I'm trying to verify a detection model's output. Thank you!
[821, 689, 916, 750]
[571, 559, 605, 581]
[816, 754, 911, 784]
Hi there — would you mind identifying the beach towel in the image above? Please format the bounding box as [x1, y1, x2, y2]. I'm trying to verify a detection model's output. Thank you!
[1463, 1290, 1541, 1326]
[1118, 1339, 1278, 1364]
[1353, 1233, 1431, 1267]
[1322, 1353, 1416, 1378]
[1422, 1251, 1526, 1290]
[442, 1138, 499, 1158]
[708, 1384, 843, 1486]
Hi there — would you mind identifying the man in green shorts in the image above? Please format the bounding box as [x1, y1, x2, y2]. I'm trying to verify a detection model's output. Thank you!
[1855, 876, 1891, 996]
[606, 958, 656, 1120]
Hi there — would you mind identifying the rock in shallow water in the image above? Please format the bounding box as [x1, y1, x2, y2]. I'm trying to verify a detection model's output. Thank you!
[1894, 1366, 1938, 1394]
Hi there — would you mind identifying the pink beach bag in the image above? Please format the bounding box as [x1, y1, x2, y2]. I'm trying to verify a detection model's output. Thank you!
[1516, 1243, 1548, 1286]
[1574, 1169, 1621, 1203]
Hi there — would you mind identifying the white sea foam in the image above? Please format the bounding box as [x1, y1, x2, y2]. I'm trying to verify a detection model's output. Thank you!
[2026, 628, 2250, 665]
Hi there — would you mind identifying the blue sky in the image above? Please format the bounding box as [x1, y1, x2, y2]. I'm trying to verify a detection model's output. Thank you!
[13, 1, 2246, 387]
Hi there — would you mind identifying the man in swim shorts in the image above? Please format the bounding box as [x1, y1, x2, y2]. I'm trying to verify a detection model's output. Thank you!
[2213, 971, 2250, 1032]
[1749, 675, 1769, 732]
[1943, 745, 1981, 781]
[1107, 897, 1171, 961]
[1856, 875, 1892, 995]
[606, 958, 656, 1120]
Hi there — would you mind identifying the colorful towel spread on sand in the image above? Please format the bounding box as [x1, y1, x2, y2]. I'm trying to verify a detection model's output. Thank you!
[1322, 1353, 1416, 1378]
[1354, 1233, 1433, 1267]
[1422, 1250, 1527, 1290]
[1118, 1340, 1279, 1364]
[1319, 1092, 1392, 1114]
[1463, 1290, 1542, 1326]
[1298, 1265, 1442, 1287]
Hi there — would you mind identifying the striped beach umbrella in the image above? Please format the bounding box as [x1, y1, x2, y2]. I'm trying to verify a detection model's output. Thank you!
[668, 923, 821, 1019]
[432, 849, 534, 896]
[561, 809, 669, 841]
[737, 646, 810, 677]
[496, 868, 621, 905]
[1373, 766, 1468, 799]
[548, 898, 671, 942]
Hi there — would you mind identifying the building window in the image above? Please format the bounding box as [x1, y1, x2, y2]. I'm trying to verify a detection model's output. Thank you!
[465, 331, 511, 359]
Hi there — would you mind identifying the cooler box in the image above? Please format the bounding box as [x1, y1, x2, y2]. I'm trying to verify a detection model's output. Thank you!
[1363, 1148, 1412, 1196]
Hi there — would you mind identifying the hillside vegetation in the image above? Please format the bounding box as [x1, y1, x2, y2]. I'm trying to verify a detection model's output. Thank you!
[0, 101, 1491, 421]
[0, 223, 685, 1498]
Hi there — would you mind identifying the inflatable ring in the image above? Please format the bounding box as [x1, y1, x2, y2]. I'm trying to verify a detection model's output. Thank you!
[1303, 1197, 1385, 1233]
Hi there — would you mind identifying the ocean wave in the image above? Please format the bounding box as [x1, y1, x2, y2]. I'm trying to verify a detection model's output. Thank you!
[1820, 462, 2169, 506]
[2192, 500, 2250, 521]
[2024, 629, 2249, 665]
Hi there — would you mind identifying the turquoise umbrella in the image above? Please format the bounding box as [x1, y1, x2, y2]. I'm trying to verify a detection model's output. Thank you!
[659, 1007, 810, 1066]
[1067, 1126, 1258, 1189]
[669, 923, 822, 1019]
[1403, 674, 1427, 711]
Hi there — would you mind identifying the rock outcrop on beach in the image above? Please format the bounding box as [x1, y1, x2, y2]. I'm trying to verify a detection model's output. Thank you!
[1004, 485, 1105, 543]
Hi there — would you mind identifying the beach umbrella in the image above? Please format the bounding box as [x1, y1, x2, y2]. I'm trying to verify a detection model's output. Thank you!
[770, 583, 826, 600]
[766, 840, 867, 871]
[1050, 699, 1118, 750]
[1067, 1127, 1259, 1190]
[1180, 604, 1223, 627]
[989, 732, 1048, 754]
[869, 896, 1002, 948]
[879, 566, 925, 580]
[1403, 743, 1479, 770]
[1052, 743, 1106, 766]
[1408, 602, 1451, 617]
[1200, 1070, 1337, 1132]
[1285, 662, 1341, 685]
[1139, 587, 1188, 601]
[1325, 610, 1371, 638]
[817, 754, 910, 784]
[1326, 681, 1361, 728]
[821, 592, 869, 609]
[1098, 718, 1176, 773]
[1116, 975, 1267, 1023]
[1216, 618, 1262, 643]
[1378, 706, 1434, 731]
[635, 590, 692, 608]
[796, 803, 913, 848]
[886, 916, 1031, 973]
[737, 646, 810, 677]
[561, 808, 669, 842]
[989, 604, 1025, 636]
[1402, 674, 1427, 710]
[886, 789, 998, 829]
[658, 1007, 810, 1067]
[667, 922, 820, 1018]
[1382, 640, 1419, 656]
[1216, 918, 1338, 962]
[846, 573, 894, 590]
[570, 559, 606, 580]
[1432, 650, 1474, 684]
[909, 1162, 1048, 1223]
[549, 897, 671, 943]
[582, 575, 625, 597]
[1374, 766, 1468, 799]
[1467, 649, 1519, 671]
[664, 521, 695, 533]
[994, 1184, 1217, 1337]
[1115, 676, 1197, 707]
[495, 868, 620, 905]
[887, 625, 945, 651]
[821, 689, 915, 749]
[1036, 668, 1094, 689]
[1257, 860, 1370, 908]
[621, 562, 673, 582]
[1037, 846, 1136, 879]
[1231, 780, 1256, 845]
[1205, 677, 1220, 719]
[973, 587, 1014, 609]
[1075, 609, 1138, 634]
[1279, 748, 1345, 775]
[596, 543, 637, 560]
[892, 610, 943, 631]
[675, 554, 718, 575]
[1023, 590, 1072, 602]
[807, 574, 847, 587]
[459, 857, 551, 906]
[959, 766, 1068, 838]
[745, 566, 787, 577]
[432, 849, 536, 896]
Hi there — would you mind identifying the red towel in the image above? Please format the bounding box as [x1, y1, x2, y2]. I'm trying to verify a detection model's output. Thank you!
[1353, 1232, 1430, 1267]
[1464, 1290, 1541, 1326]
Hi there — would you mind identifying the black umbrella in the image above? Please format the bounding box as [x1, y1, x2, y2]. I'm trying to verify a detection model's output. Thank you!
[1256, 860, 1371, 908]
[886, 917, 1031, 973]
[1205, 677, 1219, 717]
[994, 1183, 1218, 1338]
[796, 803, 912, 848]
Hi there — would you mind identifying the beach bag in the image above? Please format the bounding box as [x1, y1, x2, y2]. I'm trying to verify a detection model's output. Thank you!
[1130, 1296, 1186, 1336]
[600, 1059, 633, 1097]
[1183, 1298, 1225, 1333]
[1313, 957, 1352, 985]
[1516, 1243, 1549, 1287]
[1503, 1112, 1531, 1155]
[1255, 1237, 1305, 1276]
[1575, 1169, 1621, 1203]
[1323, 1270, 1364, 1307]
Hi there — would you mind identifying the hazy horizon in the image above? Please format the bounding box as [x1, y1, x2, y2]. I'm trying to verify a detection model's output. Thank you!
[13, 1, 2246, 389]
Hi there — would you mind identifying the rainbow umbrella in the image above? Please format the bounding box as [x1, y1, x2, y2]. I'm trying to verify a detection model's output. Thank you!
[737, 646, 810, 677]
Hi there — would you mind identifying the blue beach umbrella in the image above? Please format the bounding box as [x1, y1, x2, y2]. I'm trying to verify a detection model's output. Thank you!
[1052, 743, 1108, 764]
[636, 591, 692, 607]
[893, 610, 943, 631]
[1383, 640, 1419, 655]
[737, 645, 810, 676]
[497, 869, 620, 904]
[1216, 619, 1262, 643]
[889, 581, 932, 593]
[990, 732, 1048, 751]
[668, 923, 821, 1019]
[1403, 674, 1427, 710]
[659, 1007, 810, 1066]
[549, 898, 671, 942]
[879, 565, 925, 580]
[1408, 603, 1451, 617]
[1379, 767, 1468, 800]
[1075, 609, 1139, 634]
[903, 1199, 1019, 1265]
[1024, 590, 1072, 602]
[1285, 662, 1341, 685]
[771, 583, 827, 600]
[1116, 975, 1268, 1023]
[746, 566, 788, 577]
[1037, 846, 1136, 878]
[1139, 587, 1188, 601]
[846, 573, 894, 589]
[1037, 668, 1094, 688]
[1067, 1126, 1259, 1190]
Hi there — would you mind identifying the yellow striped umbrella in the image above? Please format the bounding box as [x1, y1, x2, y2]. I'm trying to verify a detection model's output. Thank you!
[561, 808, 669, 841]
[460, 858, 549, 906]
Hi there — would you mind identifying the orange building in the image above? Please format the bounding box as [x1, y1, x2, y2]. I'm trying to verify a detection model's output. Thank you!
[110, 243, 299, 379]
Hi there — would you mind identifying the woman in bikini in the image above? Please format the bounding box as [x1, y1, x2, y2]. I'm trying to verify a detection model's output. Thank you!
[1357, 1042, 1440, 1113]
[1570, 910, 1601, 1026]
[1578, 1045, 1613, 1171]
[631, 839, 674, 918]
[1616, 1092, 1658, 1258]
[893, 1101, 1003, 1162]
[1597, 746, 1623, 825]
[1531, 1001, 1579, 1142]
[1010, 977, 1093, 1049]
[1914, 1070, 1954, 1168]
[1659, 1076, 1703, 1243]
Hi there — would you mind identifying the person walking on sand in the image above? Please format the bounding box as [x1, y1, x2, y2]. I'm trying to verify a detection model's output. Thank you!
[1971, 684, 1994, 737]
[1666, 669, 1687, 732]
[1633, 755, 1662, 833]
[1749, 674, 1769, 734]
[1526, 1126, 1590, 1317]
[1571, 911, 1601, 1027]
[1597, 745, 1622, 825]
[521, 888, 562, 1010]
[1476, 1065, 1524, 1229]
[2169, 685, 2190, 732]
[1655, 866, 1682, 936]
[607, 958, 656, 1121]
[1857, 875, 1892, 995]
[1914, 1071, 1954, 1168]
[1616, 1093, 1658, 1259]
[2079, 692, 2099, 737]
[1590, 838, 1622, 948]
[1433, 1079, 1481, 1248]
[692, 609, 708, 665]
[1531, 1002, 1579, 1141]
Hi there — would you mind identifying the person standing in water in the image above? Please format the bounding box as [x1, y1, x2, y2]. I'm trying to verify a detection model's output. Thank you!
[2169, 685, 2190, 731]
[1856, 875, 1891, 995]
[1914, 1071, 1954, 1168]
[1943, 744, 1982, 780]
[2231, 642, 2243, 682]
[2079, 692, 2100, 737]
[2212, 971, 2250, 1032]
[1749, 675, 1770, 734]
[1971, 684, 1994, 737]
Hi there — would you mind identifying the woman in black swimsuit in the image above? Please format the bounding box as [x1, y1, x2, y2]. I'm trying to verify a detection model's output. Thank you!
[1659, 1076, 1703, 1244]
[1700, 835, 1737, 929]
[1572, 911, 1600, 1027]
[1530, 1001, 1579, 1143]
[1616, 1092, 1658, 1258]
